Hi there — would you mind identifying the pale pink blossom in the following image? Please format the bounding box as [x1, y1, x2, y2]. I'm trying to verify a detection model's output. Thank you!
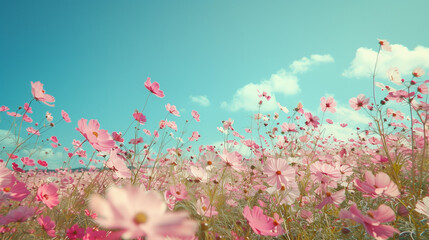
[0, 106, 9, 112]
[387, 67, 402, 85]
[264, 158, 295, 189]
[196, 196, 218, 217]
[166, 104, 180, 117]
[354, 171, 400, 198]
[31, 81, 55, 106]
[243, 206, 284, 236]
[106, 149, 131, 179]
[340, 204, 399, 240]
[349, 94, 370, 110]
[316, 189, 346, 209]
[320, 96, 336, 113]
[412, 67, 425, 77]
[415, 196, 429, 218]
[378, 39, 392, 51]
[89, 185, 197, 239]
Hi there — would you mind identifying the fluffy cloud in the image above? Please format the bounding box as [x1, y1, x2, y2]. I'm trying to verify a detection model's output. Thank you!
[290, 54, 334, 74]
[222, 54, 334, 112]
[343, 44, 429, 79]
[190, 95, 210, 107]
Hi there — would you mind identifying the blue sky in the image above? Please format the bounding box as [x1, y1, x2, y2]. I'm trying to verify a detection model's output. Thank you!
[1, 1, 429, 169]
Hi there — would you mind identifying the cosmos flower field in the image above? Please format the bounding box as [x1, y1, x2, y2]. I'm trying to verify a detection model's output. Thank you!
[0, 40, 428, 239]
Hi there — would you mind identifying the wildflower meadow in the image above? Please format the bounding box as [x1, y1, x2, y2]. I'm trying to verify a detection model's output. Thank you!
[0, 39, 428, 240]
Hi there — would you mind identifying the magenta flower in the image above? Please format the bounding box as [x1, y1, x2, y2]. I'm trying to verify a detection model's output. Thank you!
[340, 204, 399, 240]
[89, 185, 197, 239]
[144, 77, 165, 98]
[263, 158, 296, 189]
[31, 81, 55, 107]
[66, 224, 85, 240]
[36, 183, 59, 209]
[320, 96, 336, 113]
[37, 215, 56, 237]
[77, 118, 115, 152]
[133, 111, 147, 124]
[349, 94, 370, 110]
[354, 171, 400, 198]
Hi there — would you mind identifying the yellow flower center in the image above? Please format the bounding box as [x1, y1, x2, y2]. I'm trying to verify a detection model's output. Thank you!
[134, 212, 148, 224]
[92, 132, 99, 138]
[3, 187, 11, 192]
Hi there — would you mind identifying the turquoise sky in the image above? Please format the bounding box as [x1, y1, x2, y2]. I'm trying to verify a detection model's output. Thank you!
[1, 1, 429, 169]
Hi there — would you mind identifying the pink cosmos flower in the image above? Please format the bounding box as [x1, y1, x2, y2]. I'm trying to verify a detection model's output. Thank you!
[386, 67, 402, 85]
[304, 112, 320, 128]
[112, 131, 124, 142]
[189, 131, 200, 141]
[83, 227, 107, 240]
[7, 112, 21, 117]
[316, 189, 346, 209]
[37, 215, 56, 237]
[415, 196, 429, 218]
[26, 127, 40, 136]
[89, 185, 197, 239]
[31, 81, 55, 106]
[169, 183, 188, 201]
[412, 67, 425, 77]
[36, 183, 59, 209]
[418, 83, 428, 94]
[166, 104, 180, 117]
[349, 94, 370, 110]
[66, 224, 85, 240]
[77, 118, 115, 152]
[378, 39, 392, 52]
[24, 103, 32, 113]
[0, 106, 9, 112]
[191, 110, 200, 122]
[21, 157, 35, 166]
[277, 102, 289, 113]
[310, 162, 342, 184]
[37, 160, 48, 167]
[386, 109, 404, 120]
[106, 149, 131, 179]
[196, 196, 218, 217]
[61, 110, 71, 123]
[281, 123, 297, 132]
[340, 204, 399, 240]
[354, 171, 400, 198]
[21, 114, 31, 123]
[129, 137, 144, 145]
[326, 119, 333, 124]
[144, 77, 165, 98]
[320, 96, 336, 113]
[242, 206, 284, 236]
[133, 111, 147, 124]
[264, 158, 296, 189]
[340, 123, 348, 128]
[166, 121, 178, 131]
[220, 149, 245, 172]
[2, 206, 34, 224]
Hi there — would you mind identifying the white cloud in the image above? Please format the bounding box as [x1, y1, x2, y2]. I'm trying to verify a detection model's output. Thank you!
[343, 44, 429, 79]
[222, 54, 334, 112]
[190, 95, 210, 107]
[335, 106, 372, 125]
[290, 54, 334, 74]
